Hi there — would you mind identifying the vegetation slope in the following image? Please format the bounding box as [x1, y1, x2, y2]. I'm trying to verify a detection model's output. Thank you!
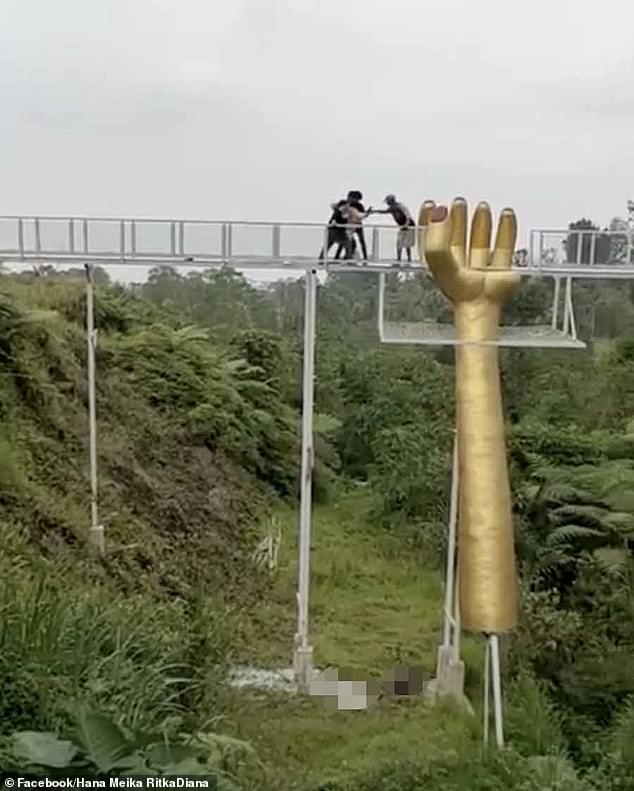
[1, 250, 634, 789]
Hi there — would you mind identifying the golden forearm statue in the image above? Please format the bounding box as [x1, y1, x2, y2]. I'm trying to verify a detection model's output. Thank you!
[419, 198, 519, 634]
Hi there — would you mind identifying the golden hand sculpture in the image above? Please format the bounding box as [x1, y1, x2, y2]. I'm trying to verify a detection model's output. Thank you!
[419, 198, 519, 633]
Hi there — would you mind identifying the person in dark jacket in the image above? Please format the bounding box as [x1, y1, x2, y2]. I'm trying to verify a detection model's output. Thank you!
[318, 199, 349, 260]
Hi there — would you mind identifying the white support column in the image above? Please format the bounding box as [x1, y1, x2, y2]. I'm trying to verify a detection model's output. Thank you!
[490, 634, 505, 748]
[85, 264, 104, 556]
[432, 432, 466, 703]
[442, 432, 459, 649]
[626, 200, 634, 266]
[551, 277, 561, 330]
[562, 277, 572, 336]
[565, 277, 578, 342]
[294, 267, 317, 691]
[377, 273, 386, 340]
[371, 227, 380, 261]
[483, 637, 491, 746]
[452, 565, 461, 661]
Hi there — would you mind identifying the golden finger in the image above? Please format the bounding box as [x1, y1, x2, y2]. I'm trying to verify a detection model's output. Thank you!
[417, 200, 436, 267]
[489, 208, 517, 269]
[468, 201, 492, 269]
[418, 200, 437, 227]
[423, 204, 471, 300]
[449, 197, 467, 269]
[423, 204, 451, 264]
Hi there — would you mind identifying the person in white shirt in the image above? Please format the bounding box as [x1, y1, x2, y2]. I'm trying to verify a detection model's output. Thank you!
[345, 190, 370, 261]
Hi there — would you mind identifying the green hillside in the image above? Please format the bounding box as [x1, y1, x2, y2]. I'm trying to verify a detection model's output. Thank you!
[1, 266, 634, 789]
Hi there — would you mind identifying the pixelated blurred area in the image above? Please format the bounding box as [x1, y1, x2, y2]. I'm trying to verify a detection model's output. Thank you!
[309, 665, 426, 710]
[309, 667, 381, 710]
[382, 665, 424, 698]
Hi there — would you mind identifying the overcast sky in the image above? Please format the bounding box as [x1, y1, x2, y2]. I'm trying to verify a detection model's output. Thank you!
[1, 0, 633, 250]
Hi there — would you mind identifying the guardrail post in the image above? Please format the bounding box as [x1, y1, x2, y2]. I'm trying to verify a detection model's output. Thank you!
[272, 224, 281, 259]
[227, 223, 233, 259]
[119, 221, 125, 261]
[371, 227, 379, 261]
[18, 219, 24, 260]
[170, 222, 176, 256]
[221, 223, 228, 262]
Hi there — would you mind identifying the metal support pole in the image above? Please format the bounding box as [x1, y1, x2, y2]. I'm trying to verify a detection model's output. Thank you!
[18, 219, 24, 260]
[432, 429, 466, 702]
[272, 224, 281, 259]
[442, 432, 459, 649]
[565, 277, 578, 341]
[294, 268, 317, 691]
[377, 273, 385, 339]
[483, 637, 491, 746]
[221, 223, 228, 263]
[626, 200, 634, 266]
[85, 264, 104, 556]
[226, 223, 233, 259]
[562, 278, 572, 336]
[528, 230, 535, 270]
[371, 227, 379, 261]
[452, 563, 461, 661]
[490, 634, 504, 748]
[34, 218, 41, 255]
[318, 226, 329, 263]
[170, 222, 176, 257]
[552, 278, 561, 330]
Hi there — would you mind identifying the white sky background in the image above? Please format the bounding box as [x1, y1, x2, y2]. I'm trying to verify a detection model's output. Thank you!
[1, 0, 633, 262]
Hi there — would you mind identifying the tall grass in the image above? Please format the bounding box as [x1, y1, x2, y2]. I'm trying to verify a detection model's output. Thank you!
[505, 670, 565, 756]
[0, 556, 230, 736]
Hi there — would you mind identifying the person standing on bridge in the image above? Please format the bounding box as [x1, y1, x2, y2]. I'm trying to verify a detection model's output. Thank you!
[369, 195, 416, 262]
[319, 198, 349, 260]
[345, 190, 369, 261]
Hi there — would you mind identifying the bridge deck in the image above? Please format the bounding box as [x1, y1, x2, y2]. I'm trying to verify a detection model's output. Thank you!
[0, 215, 632, 279]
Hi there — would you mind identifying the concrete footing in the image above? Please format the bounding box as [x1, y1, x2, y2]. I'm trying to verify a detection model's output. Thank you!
[424, 645, 472, 713]
[293, 639, 315, 693]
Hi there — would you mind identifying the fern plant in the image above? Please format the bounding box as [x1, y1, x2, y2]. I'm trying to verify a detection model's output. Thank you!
[111, 322, 298, 493]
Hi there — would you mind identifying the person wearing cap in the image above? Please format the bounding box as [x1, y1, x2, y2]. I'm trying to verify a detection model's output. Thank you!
[369, 195, 416, 262]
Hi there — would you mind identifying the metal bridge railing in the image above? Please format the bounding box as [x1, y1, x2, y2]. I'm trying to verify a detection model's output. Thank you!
[0, 216, 415, 266]
[1, 216, 634, 275]
[528, 228, 634, 270]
